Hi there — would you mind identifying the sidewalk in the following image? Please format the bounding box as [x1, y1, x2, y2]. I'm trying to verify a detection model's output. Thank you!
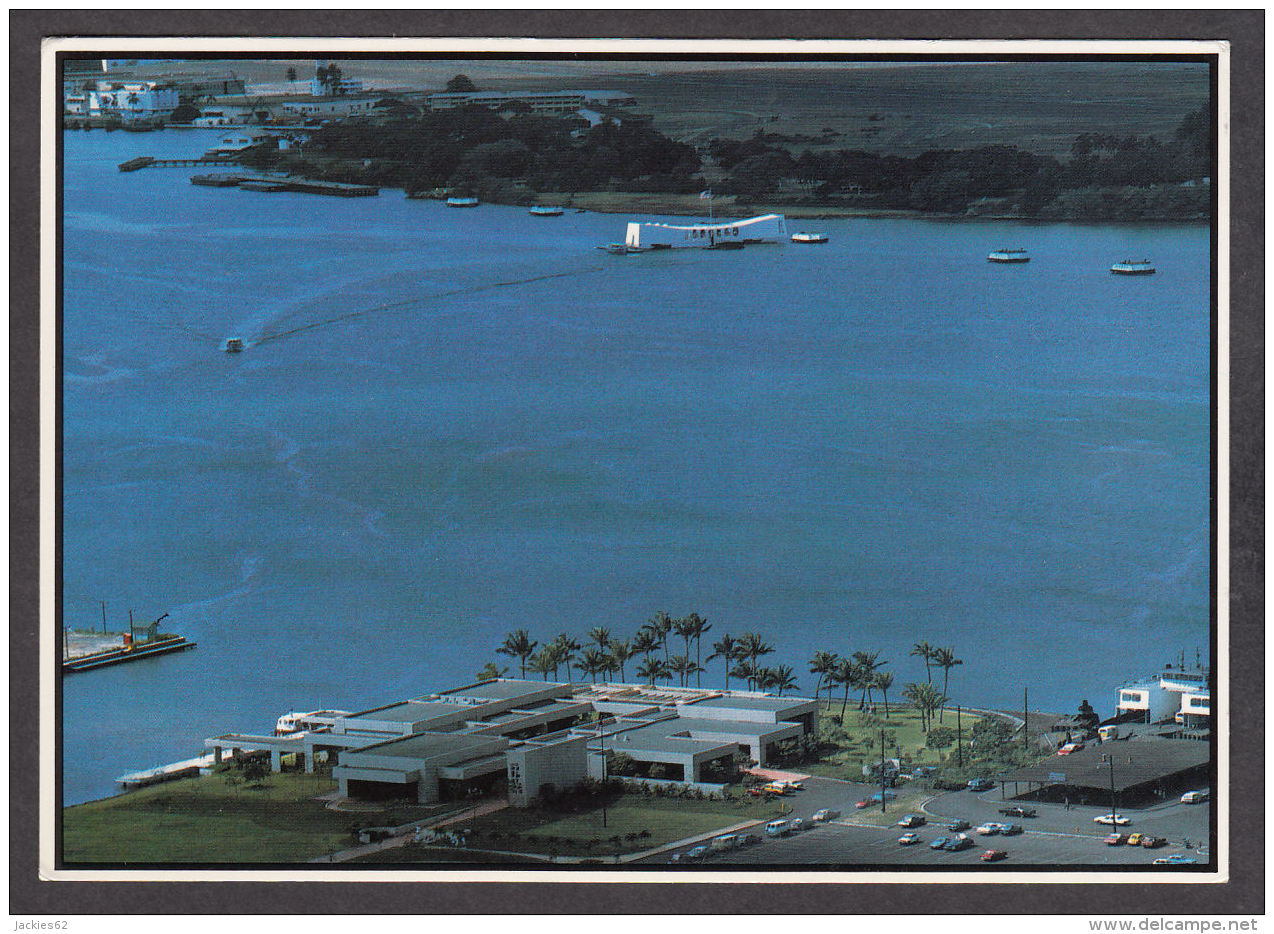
[309, 798, 509, 863]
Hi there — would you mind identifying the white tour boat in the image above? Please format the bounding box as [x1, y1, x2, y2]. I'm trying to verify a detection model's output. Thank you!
[529, 205, 564, 216]
[1110, 259, 1156, 275]
[988, 248, 1030, 263]
[445, 196, 480, 208]
[275, 709, 351, 735]
[791, 232, 829, 244]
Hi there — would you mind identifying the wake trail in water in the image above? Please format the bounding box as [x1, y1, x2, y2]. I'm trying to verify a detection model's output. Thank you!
[252, 264, 609, 348]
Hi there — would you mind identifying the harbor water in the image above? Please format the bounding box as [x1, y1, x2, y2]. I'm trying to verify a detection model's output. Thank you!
[61, 129, 1212, 805]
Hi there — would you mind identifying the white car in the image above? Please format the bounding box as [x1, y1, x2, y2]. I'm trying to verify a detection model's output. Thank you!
[812, 808, 841, 822]
[1180, 790, 1209, 804]
[898, 832, 921, 845]
[1093, 814, 1131, 826]
[975, 823, 1001, 835]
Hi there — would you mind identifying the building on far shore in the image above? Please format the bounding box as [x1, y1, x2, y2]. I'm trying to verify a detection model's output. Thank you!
[206, 678, 817, 808]
[423, 89, 636, 114]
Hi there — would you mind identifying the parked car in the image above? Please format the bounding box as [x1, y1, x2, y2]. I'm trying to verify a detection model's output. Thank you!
[999, 806, 1036, 818]
[1057, 742, 1084, 755]
[1126, 833, 1144, 846]
[789, 818, 806, 833]
[967, 778, 995, 792]
[684, 844, 711, 861]
[975, 823, 1001, 836]
[980, 849, 1008, 862]
[1094, 814, 1131, 826]
[1140, 836, 1167, 849]
[1153, 854, 1199, 865]
[710, 834, 741, 852]
[912, 766, 938, 778]
[1180, 790, 1209, 804]
[747, 786, 770, 798]
[781, 780, 805, 791]
[944, 835, 974, 851]
[812, 808, 840, 822]
[998, 823, 1023, 836]
[762, 782, 789, 795]
[898, 832, 921, 846]
[854, 799, 871, 809]
[897, 814, 926, 828]
[929, 836, 949, 850]
[1104, 832, 1128, 846]
[1098, 725, 1121, 741]
[946, 819, 971, 832]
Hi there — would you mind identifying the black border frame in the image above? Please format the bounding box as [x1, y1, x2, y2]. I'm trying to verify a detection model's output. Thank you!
[11, 9, 1264, 916]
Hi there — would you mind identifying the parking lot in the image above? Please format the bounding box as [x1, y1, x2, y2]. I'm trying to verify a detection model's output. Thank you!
[643, 777, 1212, 869]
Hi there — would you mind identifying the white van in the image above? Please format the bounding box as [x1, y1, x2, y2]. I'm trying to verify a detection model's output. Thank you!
[710, 833, 740, 852]
[1180, 790, 1209, 804]
[1098, 725, 1120, 741]
[765, 819, 792, 837]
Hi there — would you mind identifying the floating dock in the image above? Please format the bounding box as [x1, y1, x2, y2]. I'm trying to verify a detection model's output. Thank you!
[189, 174, 379, 197]
[119, 156, 234, 172]
[115, 748, 260, 790]
[62, 634, 196, 673]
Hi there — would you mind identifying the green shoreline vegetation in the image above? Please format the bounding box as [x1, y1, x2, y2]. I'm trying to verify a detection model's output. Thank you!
[234, 93, 1210, 223]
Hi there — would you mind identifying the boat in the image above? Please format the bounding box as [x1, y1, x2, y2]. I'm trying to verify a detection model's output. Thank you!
[791, 232, 829, 244]
[529, 205, 564, 217]
[597, 242, 631, 255]
[223, 337, 245, 353]
[275, 709, 352, 736]
[623, 213, 787, 251]
[988, 248, 1030, 263]
[446, 196, 480, 208]
[706, 240, 745, 250]
[1111, 259, 1156, 275]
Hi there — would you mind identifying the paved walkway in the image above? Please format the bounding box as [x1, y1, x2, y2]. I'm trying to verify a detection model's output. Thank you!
[746, 767, 811, 783]
[309, 798, 509, 863]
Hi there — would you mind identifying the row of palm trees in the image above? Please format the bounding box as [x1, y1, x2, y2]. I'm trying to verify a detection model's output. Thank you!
[489, 621, 964, 713]
[491, 616, 804, 696]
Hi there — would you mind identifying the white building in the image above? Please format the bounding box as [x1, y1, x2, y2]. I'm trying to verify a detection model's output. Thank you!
[625, 213, 788, 250]
[85, 81, 178, 118]
[280, 95, 381, 119]
[1115, 664, 1211, 730]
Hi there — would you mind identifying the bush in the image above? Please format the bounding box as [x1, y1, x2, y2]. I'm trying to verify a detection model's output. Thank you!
[926, 727, 957, 749]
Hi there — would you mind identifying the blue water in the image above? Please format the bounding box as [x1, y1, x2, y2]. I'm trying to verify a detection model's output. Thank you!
[61, 129, 1212, 805]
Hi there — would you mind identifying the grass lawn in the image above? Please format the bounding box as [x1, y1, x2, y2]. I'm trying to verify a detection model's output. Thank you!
[378, 792, 784, 860]
[799, 705, 983, 782]
[351, 846, 542, 865]
[62, 770, 461, 864]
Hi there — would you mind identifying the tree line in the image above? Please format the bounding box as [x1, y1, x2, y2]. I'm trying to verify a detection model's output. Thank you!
[480, 618, 964, 724]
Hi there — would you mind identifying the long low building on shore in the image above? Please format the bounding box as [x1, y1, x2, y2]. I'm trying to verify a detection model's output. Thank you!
[207, 679, 818, 807]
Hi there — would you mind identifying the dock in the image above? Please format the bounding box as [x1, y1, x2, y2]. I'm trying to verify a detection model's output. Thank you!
[62, 634, 196, 673]
[118, 156, 234, 172]
[115, 748, 259, 790]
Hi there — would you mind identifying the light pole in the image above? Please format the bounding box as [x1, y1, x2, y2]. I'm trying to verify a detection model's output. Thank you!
[880, 729, 888, 814]
[956, 704, 964, 768]
[1100, 753, 1117, 824]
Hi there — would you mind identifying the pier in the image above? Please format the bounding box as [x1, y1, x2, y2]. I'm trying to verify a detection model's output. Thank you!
[118, 156, 235, 172]
[191, 174, 380, 197]
[62, 634, 197, 673]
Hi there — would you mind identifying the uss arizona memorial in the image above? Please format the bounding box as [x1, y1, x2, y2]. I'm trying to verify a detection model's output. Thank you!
[206, 679, 818, 807]
[624, 213, 787, 250]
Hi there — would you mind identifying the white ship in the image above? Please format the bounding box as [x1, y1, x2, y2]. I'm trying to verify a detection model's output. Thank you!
[274, 709, 351, 735]
[623, 213, 787, 250]
[988, 248, 1030, 263]
[1110, 259, 1156, 276]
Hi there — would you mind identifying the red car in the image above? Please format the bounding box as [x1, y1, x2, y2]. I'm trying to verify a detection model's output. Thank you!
[1104, 833, 1128, 846]
[854, 799, 871, 809]
[980, 849, 1008, 862]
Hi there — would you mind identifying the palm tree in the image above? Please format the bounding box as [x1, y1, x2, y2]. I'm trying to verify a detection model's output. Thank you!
[833, 657, 857, 720]
[682, 613, 712, 687]
[496, 629, 538, 678]
[476, 661, 509, 681]
[668, 654, 695, 687]
[730, 659, 758, 691]
[529, 649, 556, 681]
[933, 647, 963, 722]
[673, 615, 697, 658]
[737, 632, 775, 669]
[708, 635, 738, 689]
[636, 656, 668, 686]
[769, 664, 799, 697]
[552, 633, 581, 681]
[910, 641, 936, 683]
[808, 651, 840, 708]
[646, 612, 674, 662]
[609, 639, 634, 683]
[580, 647, 609, 683]
[588, 626, 612, 652]
[631, 628, 658, 660]
[874, 670, 894, 718]
[903, 682, 946, 732]
[852, 651, 886, 709]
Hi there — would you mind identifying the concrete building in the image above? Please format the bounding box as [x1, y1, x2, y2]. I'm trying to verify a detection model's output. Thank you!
[1115, 663, 1211, 731]
[83, 81, 178, 119]
[424, 90, 636, 115]
[209, 678, 818, 807]
[280, 94, 382, 119]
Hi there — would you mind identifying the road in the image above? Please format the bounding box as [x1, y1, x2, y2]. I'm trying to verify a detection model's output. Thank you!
[643, 777, 1212, 868]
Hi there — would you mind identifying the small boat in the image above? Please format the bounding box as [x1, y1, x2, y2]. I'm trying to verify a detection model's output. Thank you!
[706, 240, 745, 250]
[223, 338, 245, 353]
[529, 205, 564, 217]
[988, 248, 1030, 263]
[791, 232, 829, 244]
[1110, 259, 1156, 276]
[597, 242, 631, 255]
[446, 196, 480, 208]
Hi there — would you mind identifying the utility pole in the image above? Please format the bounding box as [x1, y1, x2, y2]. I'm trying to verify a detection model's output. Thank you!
[956, 705, 964, 768]
[598, 713, 608, 829]
[1023, 686, 1029, 752]
[1102, 753, 1117, 823]
[880, 728, 887, 814]
[101, 600, 107, 633]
